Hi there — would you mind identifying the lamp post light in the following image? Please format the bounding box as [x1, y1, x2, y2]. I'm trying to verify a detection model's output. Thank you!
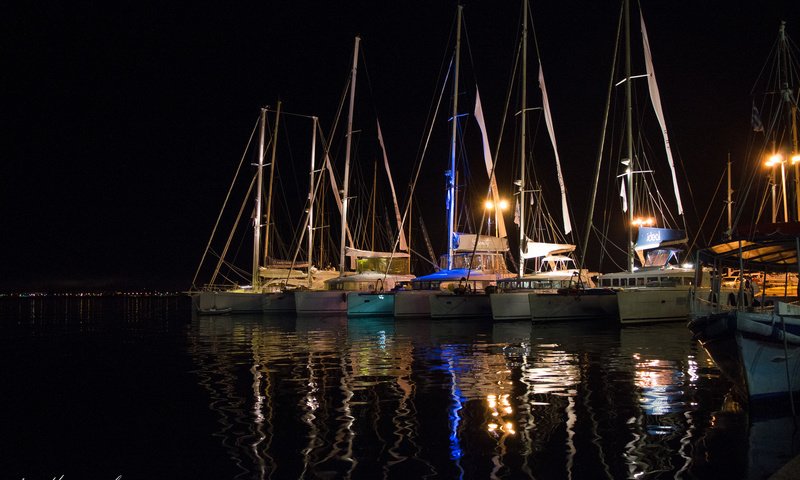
[765, 153, 788, 223]
[631, 217, 655, 227]
[484, 199, 509, 237]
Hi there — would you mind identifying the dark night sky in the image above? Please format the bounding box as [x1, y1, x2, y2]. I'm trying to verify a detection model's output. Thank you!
[3, 1, 797, 292]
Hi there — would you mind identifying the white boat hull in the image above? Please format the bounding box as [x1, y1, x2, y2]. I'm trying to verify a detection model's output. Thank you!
[347, 292, 395, 317]
[294, 290, 348, 315]
[690, 308, 800, 403]
[529, 290, 618, 322]
[430, 293, 491, 318]
[262, 291, 296, 313]
[489, 291, 531, 321]
[193, 291, 264, 314]
[394, 290, 436, 318]
[616, 287, 690, 324]
[739, 326, 800, 401]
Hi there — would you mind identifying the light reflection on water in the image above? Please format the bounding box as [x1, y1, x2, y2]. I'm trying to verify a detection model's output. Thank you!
[183, 314, 799, 479]
[3, 296, 798, 479]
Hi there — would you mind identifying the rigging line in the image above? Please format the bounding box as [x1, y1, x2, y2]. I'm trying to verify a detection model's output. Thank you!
[192, 116, 259, 290]
[749, 34, 785, 98]
[382, 58, 453, 277]
[581, 1, 623, 269]
[670, 140, 693, 235]
[285, 121, 334, 283]
[687, 167, 726, 255]
[591, 224, 627, 271]
[705, 204, 728, 246]
[492, 2, 520, 169]
[466, 81, 518, 280]
[459, 10, 481, 92]
[210, 174, 257, 287]
[277, 116, 307, 256]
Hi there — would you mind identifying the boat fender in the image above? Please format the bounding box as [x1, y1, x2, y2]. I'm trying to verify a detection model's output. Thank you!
[708, 292, 718, 305]
[727, 293, 737, 307]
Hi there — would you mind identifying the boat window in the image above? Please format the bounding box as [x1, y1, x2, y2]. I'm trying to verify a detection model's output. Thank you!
[612, 278, 619, 287]
[636, 277, 645, 286]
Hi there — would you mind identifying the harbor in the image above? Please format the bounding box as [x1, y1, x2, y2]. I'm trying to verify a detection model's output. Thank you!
[2, 294, 798, 479]
[5, 0, 800, 478]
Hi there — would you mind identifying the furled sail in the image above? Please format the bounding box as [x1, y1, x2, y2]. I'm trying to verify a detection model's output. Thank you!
[474, 88, 507, 238]
[641, 13, 684, 215]
[539, 63, 572, 234]
[522, 241, 576, 260]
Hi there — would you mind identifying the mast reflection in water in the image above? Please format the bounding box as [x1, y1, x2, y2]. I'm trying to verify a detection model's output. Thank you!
[186, 315, 798, 479]
[3, 296, 798, 479]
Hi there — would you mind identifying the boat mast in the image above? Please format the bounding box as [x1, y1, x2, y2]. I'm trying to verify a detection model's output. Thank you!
[624, 0, 635, 272]
[339, 36, 360, 276]
[518, 0, 528, 278]
[726, 153, 733, 239]
[446, 6, 463, 270]
[371, 159, 377, 251]
[779, 21, 800, 221]
[253, 107, 267, 289]
[263, 100, 281, 268]
[580, 3, 623, 269]
[309, 116, 318, 287]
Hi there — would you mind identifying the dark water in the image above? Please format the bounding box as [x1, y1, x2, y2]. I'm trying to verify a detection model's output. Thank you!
[2, 296, 798, 479]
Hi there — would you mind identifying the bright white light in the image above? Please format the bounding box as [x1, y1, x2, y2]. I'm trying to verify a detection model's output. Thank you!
[632, 217, 655, 227]
[765, 153, 783, 167]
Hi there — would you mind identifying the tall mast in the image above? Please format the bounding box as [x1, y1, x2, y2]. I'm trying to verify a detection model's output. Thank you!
[446, 6, 463, 270]
[339, 36, 360, 275]
[624, 0, 635, 272]
[308, 116, 318, 287]
[727, 153, 732, 239]
[779, 21, 800, 221]
[518, 0, 528, 278]
[253, 107, 266, 289]
[371, 159, 377, 251]
[263, 100, 281, 267]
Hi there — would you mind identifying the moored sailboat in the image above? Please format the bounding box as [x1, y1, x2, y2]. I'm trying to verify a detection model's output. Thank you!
[689, 225, 800, 406]
[689, 21, 800, 408]
[486, 0, 594, 322]
[576, 0, 712, 325]
[294, 36, 414, 316]
[191, 105, 327, 313]
[393, 6, 513, 319]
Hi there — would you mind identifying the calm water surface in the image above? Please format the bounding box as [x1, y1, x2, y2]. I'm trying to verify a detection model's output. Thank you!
[2, 295, 798, 479]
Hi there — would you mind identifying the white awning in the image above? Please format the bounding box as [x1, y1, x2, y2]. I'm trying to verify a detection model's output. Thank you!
[522, 241, 575, 259]
[345, 247, 410, 258]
